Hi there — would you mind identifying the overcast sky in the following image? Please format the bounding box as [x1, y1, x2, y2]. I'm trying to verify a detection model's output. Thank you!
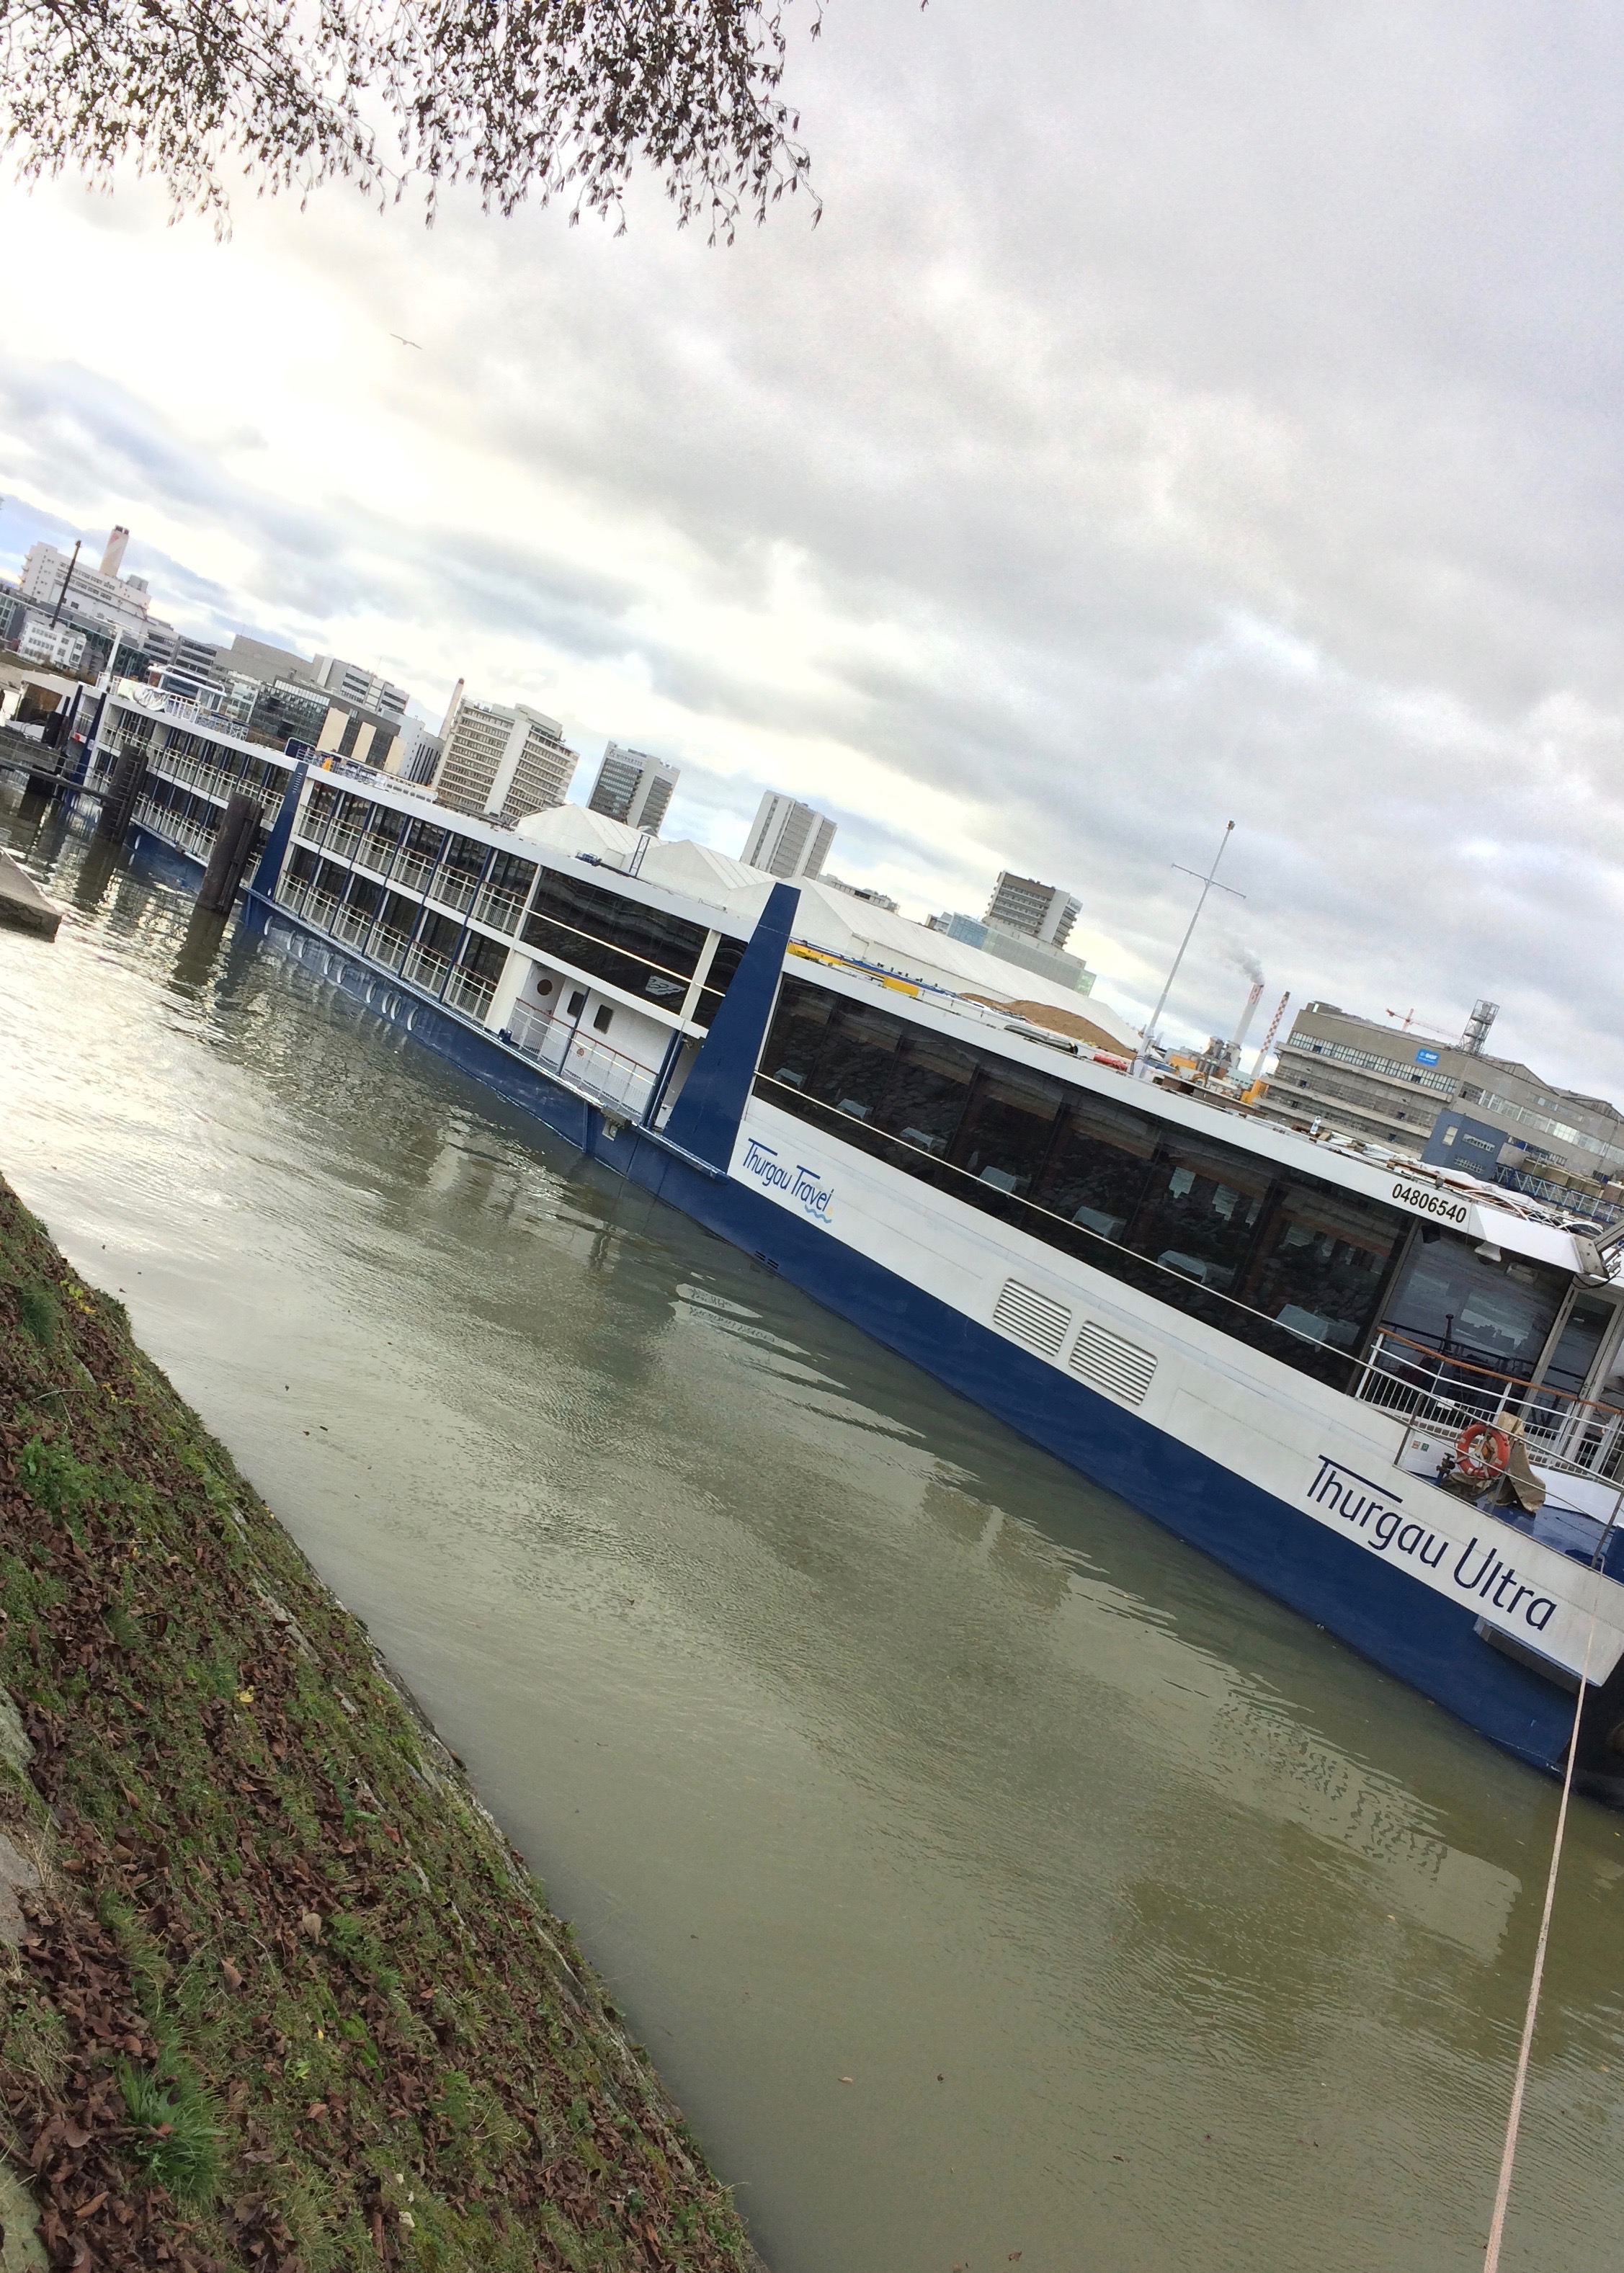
[3, 0, 1622, 1081]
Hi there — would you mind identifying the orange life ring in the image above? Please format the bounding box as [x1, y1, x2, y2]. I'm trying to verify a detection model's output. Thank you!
[1456, 1421, 1512, 1485]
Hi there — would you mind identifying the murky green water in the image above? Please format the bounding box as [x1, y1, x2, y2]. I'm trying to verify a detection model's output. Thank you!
[3, 783, 1623, 2272]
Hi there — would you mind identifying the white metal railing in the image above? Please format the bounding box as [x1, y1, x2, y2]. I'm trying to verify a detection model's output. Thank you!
[443, 968, 496, 1020]
[473, 885, 526, 934]
[356, 834, 401, 877]
[1355, 1328, 1624, 1485]
[391, 852, 440, 896]
[505, 1001, 658, 1119]
[323, 824, 363, 862]
[372, 926, 411, 972]
[433, 873, 481, 915]
[133, 796, 217, 863]
[402, 943, 451, 992]
[332, 905, 374, 947]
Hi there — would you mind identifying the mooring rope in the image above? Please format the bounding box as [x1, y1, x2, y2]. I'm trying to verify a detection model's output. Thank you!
[1481, 1558, 1607, 2272]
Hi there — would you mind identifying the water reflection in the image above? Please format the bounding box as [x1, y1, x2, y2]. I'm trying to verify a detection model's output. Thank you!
[4, 785, 1624, 2273]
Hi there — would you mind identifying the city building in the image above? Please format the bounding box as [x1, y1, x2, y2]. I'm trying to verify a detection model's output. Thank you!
[1259, 998, 1624, 1181]
[741, 792, 836, 880]
[983, 870, 1081, 950]
[927, 908, 1097, 996]
[432, 694, 579, 828]
[19, 530, 156, 639]
[587, 744, 679, 835]
[385, 724, 443, 787]
[17, 618, 86, 671]
[820, 874, 899, 914]
[311, 654, 409, 723]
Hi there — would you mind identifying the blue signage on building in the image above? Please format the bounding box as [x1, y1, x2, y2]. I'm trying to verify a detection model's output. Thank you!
[1415, 1048, 1440, 1066]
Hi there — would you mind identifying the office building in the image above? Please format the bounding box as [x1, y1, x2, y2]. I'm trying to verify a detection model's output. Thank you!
[820, 874, 899, 913]
[983, 870, 1081, 950]
[927, 908, 1097, 995]
[1260, 998, 1624, 1179]
[742, 792, 836, 880]
[311, 653, 409, 723]
[17, 618, 86, 670]
[432, 694, 579, 828]
[588, 743, 679, 835]
[385, 724, 443, 787]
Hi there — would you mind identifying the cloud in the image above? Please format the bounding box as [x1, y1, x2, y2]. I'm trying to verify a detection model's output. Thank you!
[3, 0, 1624, 1088]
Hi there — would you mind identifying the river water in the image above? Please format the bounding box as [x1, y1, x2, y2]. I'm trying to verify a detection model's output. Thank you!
[3, 785, 1623, 2272]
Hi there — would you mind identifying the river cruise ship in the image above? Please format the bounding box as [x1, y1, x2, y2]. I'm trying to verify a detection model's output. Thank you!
[74, 700, 1624, 1795]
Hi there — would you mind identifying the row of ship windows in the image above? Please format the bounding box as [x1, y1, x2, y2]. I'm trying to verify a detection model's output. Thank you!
[298, 785, 751, 1027]
[755, 978, 1418, 1390]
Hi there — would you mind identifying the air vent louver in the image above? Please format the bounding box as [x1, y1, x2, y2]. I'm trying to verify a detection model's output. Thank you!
[1069, 1319, 1157, 1406]
[991, 1278, 1073, 1360]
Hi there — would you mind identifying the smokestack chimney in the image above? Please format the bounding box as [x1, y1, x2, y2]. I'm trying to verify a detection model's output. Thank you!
[1231, 978, 1265, 1054]
[100, 526, 130, 579]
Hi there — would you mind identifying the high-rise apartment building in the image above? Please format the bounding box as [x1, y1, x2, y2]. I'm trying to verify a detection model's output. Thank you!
[983, 871, 1081, 949]
[587, 743, 679, 835]
[432, 695, 579, 828]
[742, 792, 836, 880]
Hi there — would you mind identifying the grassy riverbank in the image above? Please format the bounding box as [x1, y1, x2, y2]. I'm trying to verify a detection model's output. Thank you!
[0, 1172, 760, 2272]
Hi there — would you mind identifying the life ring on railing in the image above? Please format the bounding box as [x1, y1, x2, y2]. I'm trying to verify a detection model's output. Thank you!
[1456, 1421, 1512, 1485]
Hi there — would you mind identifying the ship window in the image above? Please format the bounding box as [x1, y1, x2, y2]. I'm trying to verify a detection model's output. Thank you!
[1245, 1184, 1400, 1352]
[950, 1064, 1064, 1199]
[1126, 1135, 1273, 1296]
[593, 1004, 614, 1034]
[694, 933, 750, 1027]
[877, 1030, 978, 1157]
[752, 975, 1423, 1390]
[1380, 1233, 1564, 1373]
[808, 1002, 905, 1125]
[761, 977, 836, 1089]
[455, 930, 508, 982]
[1033, 1091, 1157, 1241]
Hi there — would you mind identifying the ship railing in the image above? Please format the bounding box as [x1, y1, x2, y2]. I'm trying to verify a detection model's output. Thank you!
[401, 943, 450, 992]
[391, 852, 439, 896]
[1353, 1328, 1624, 1484]
[355, 835, 401, 878]
[472, 885, 526, 935]
[332, 905, 374, 947]
[324, 824, 363, 862]
[443, 968, 496, 1020]
[432, 874, 480, 916]
[372, 926, 411, 973]
[502, 1002, 658, 1119]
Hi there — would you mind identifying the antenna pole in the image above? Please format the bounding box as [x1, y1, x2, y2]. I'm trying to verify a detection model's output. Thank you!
[1138, 821, 1244, 1073]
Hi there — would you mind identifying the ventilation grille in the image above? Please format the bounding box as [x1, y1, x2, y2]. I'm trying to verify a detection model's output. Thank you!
[991, 1278, 1073, 1360]
[1069, 1319, 1157, 1406]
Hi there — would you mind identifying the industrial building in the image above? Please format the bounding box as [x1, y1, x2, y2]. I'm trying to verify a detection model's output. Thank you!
[1259, 998, 1624, 1192]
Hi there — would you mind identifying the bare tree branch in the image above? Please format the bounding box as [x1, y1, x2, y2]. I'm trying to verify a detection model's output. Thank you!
[0, 0, 824, 236]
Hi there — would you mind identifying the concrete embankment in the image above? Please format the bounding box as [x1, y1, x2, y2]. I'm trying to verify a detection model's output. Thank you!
[0, 1173, 762, 2272]
[0, 857, 59, 942]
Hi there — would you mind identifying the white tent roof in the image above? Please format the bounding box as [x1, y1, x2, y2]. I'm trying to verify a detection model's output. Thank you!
[511, 804, 1141, 1052]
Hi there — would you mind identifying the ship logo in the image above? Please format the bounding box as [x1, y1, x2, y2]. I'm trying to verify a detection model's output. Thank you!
[741, 1137, 834, 1226]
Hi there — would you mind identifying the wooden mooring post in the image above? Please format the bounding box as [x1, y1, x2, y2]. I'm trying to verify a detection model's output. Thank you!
[196, 792, 262, 914]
